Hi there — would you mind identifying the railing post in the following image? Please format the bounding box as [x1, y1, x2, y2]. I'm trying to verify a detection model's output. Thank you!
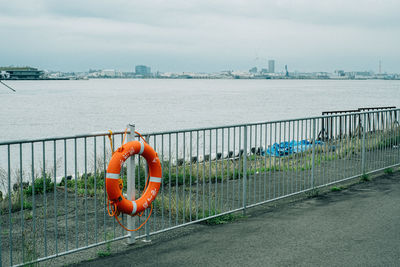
[243, 125, 248, 215]
[311, 119, 316, 189]
[144, 134, 151, 243]
[362, 113, 366, 175]
[126, 124, 136, 245]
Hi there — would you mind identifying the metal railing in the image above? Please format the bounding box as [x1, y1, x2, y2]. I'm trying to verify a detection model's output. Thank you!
[0, 109, 399, 266]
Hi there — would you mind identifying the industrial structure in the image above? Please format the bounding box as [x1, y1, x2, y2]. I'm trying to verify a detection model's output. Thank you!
[0, 67, 44, 79]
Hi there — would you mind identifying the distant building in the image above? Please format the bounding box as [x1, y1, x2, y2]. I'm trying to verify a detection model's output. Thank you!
[261, 68, 269, 74]
[268, 60, 275, 73]
[249, 67, 258, 74]
[135, 65, 151, 76]
[0, 66, 43, 79]
[101, 69, 116, 77]
[335, 70, 345, 77]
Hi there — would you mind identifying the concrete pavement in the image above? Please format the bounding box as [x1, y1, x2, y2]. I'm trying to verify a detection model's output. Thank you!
[72, 171, 400, 267]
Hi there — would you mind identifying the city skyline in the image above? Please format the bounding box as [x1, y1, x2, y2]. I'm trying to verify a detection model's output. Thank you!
[1, 1, 399, 73]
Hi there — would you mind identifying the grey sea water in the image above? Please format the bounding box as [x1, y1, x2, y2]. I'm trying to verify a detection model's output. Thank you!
[1, 78, 399, 141]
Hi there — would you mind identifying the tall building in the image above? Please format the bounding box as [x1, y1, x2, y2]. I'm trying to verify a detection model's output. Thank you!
[268, 60, 275, 73]
[135, 65, 151, 76]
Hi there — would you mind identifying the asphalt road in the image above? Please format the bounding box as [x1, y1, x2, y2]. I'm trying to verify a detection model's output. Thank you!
[73, 172, 400, 267]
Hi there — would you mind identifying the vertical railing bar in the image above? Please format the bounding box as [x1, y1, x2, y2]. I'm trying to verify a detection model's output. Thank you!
[232, 127, 236, 209]
[316, 119, 321, 185]
[391, 110, 395, 166]
[238, 127, 242, 207]
[378, 112, 381, 169]
[283, 122, 286, 196]
[19, 143, 25, 263]
[215, 128, 218, 215]
[145, 135, 150, 241]
[8, 145, 12, 266]
[202, 130, 205, 218]
[243, 125, 248, 215]
[257, 124, 261, 202]
[274, 122, 277, 197]
[0, 147, 2, 267]
[287, 122, 291, 194]
[251, 125, 254, 204]
[340, 116, 345, 182]
[278, 122, 282, 196]
[253, 125, 256, 204]
[161, 134, 165, 229]
[175, 133, 179, 225]
[74, 138, 78, 249]
[291, 121, 294, 194]
[168, 134, 171, 228]
[136, 135, 142, 235]
[32, 143, 36, 261]
[94, 137, 98, 244]
[196, 131, 199, 220]
[103, 135, 106, 242]
[269, 123, 272, 200]
[227, 127, 231, 209]
[43, 141, 48, 257]
[208, 130, 212, 216]
[112, 134, 116, 238]
[221, 128, 224, 213]
[302, 120, 306, 188]
[189, 131, 193, 222]
[312, 118, 316, 187]
[153, 135, 157, 232]
[183, 133, 186, 223]
[296, 120, 299, 193]
[84, 137, 88, 246]
[53, 140, 58, 254]
[263, 124, 267, 201]
[64, 139, 68, 252]
[258, 124, 262, 202]
[334, 116, 338, 180]
[362, 113, 366, 175]
[395, 110, 400, 165]
[396, 110, 399, 165]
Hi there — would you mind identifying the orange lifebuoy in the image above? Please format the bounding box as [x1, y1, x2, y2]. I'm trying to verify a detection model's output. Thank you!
[106, 140, 162, 216]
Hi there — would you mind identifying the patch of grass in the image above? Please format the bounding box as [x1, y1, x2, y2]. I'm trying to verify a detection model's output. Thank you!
[384, 168, 393, 175]
[0, 191, 33, 214]
[204, 213, 244, 225]
[97, 232, 112, 258]
[23, 176, 54, 196]
[330, 186, 345, 192]
[360, 174, 370, 182]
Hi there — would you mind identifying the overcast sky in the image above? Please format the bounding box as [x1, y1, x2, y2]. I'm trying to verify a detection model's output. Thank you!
[1, 0, 399, 73]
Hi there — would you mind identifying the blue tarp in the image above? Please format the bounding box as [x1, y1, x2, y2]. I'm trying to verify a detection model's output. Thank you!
[263, 140, 323, 157]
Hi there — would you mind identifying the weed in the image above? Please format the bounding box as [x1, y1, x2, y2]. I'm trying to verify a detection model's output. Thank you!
[23, 176, 54, 196]
[384, 168, 393, 175]
[330, 186, 345, 192]
[204, 213, 243, 225]
[97, 232, 113, 258]
[360, 174, 370, 182]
